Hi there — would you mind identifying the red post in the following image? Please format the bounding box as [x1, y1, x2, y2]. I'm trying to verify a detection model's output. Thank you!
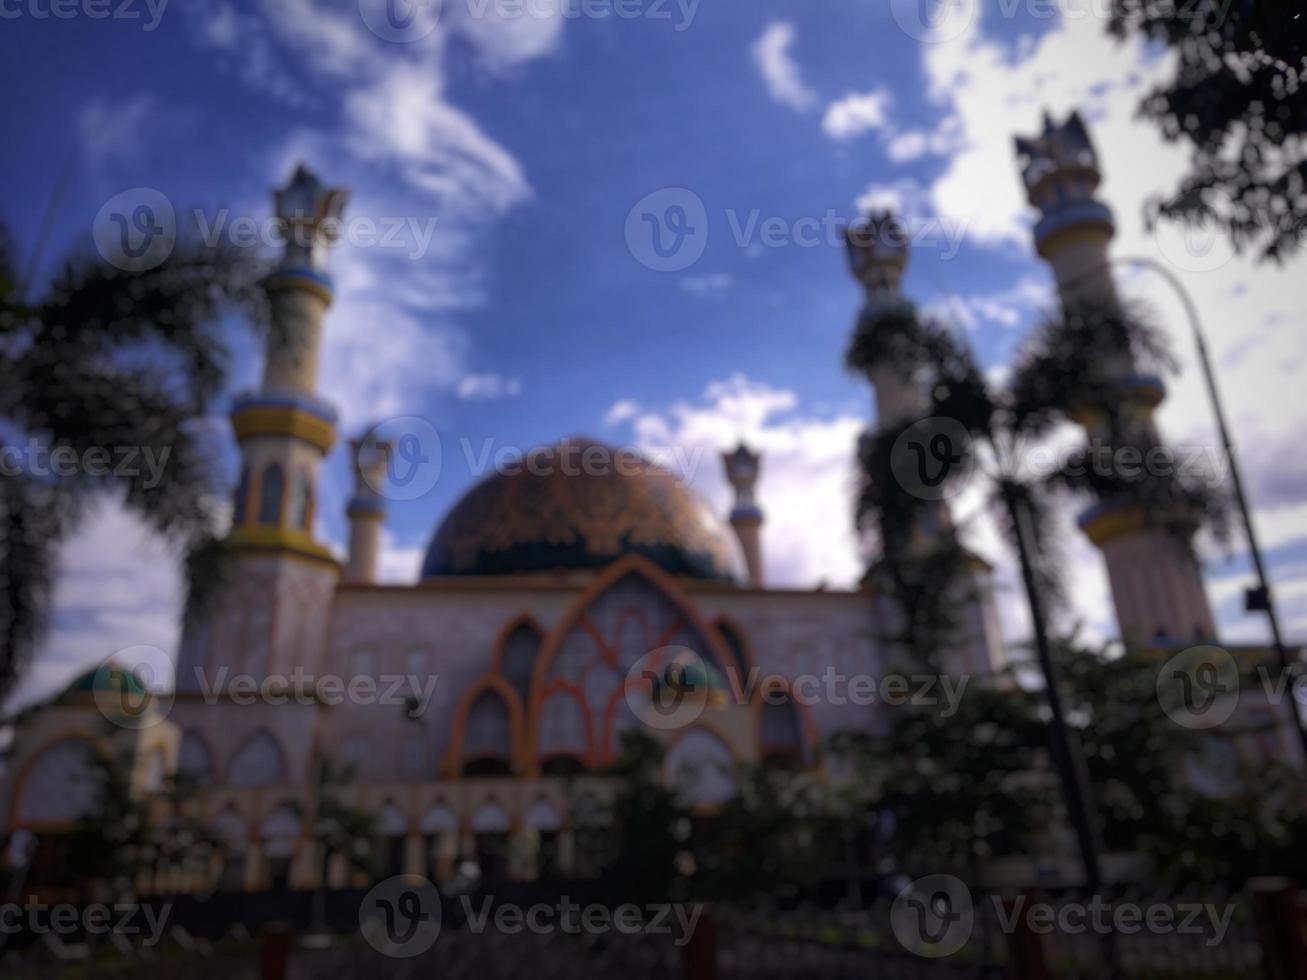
[1003, 894, 1051, 980]
[682, 908, 718, 980]
[1252, 879, 1307, 980]
[260, 922, 293, 980]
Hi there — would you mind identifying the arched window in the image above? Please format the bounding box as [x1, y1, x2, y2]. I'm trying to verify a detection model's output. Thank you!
[229, 730, 289, 786]
[715, 621, 750, 681]
[500, 623, 541, 703]
[463, 691, 512, 774]
[233, 466, 250, 525]
[178, 730, 213, 783]
[538, 690, 588, 761]
[287, 470, 312, 531]
[257, 464, 284, 525]
[537, 570, 730, 765]
[760, 693, 805, 765]
[16, 740, 97, 825]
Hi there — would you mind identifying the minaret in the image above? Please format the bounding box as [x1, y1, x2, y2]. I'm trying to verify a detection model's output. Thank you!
[845, 210, 1005, 673]
[844, 212, 928, 431]
[1015, 112, 1216, 644]
[176, 165, 349, 690]
[344, 435, 392, 585]
[722, 444, 764, 587]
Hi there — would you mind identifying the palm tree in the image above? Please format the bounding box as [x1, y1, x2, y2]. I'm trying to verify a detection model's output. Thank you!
[854, 293, 1234, 889]
[0, 223, 271, 702]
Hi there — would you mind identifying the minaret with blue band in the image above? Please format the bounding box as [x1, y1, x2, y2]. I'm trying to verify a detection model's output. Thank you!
[722, 443, 764, 587]
[227, 165, 348, 566]
[1016, 112, 1216, 643]
[345, 434, 392, 584]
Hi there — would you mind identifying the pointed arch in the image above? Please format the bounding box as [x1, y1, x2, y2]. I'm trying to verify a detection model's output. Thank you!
[418, 802, 458, 834]
[257, 463, 285, 525]
[178, 729, 215, 783]
[712, 615, 753, 683]
[470, 800, 512, 833]
[527, 555, 735, 771]
[288, 469, 313, 531]
[228, 729, 288, 786]
[10, 736, 98, 828]
[755, 679, 817, 767]
[449, 676, 523, 775]
[492, 614, 545, 705]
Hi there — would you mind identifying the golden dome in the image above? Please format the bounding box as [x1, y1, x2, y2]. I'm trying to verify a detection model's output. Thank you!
[420, 439, 744, 582]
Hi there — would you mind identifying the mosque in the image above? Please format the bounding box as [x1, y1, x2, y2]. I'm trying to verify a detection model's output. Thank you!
[0, 112, 1273, 894]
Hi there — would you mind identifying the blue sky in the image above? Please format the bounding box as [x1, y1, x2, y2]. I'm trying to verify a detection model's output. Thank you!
[3, 0, 1305, 702]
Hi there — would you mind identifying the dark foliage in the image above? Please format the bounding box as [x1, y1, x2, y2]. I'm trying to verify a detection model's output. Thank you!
[1109, 1, 1307, 262]
[0, 226, 270, 701]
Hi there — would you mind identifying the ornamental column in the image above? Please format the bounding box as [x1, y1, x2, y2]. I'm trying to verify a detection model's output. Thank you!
[1015, 112, 1216, 643]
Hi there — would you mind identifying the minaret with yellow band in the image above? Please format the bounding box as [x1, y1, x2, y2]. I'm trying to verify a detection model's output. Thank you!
[1016, 111, 1216, 644]
[174, 165, 349, 696]
[227, 165, 347, 567]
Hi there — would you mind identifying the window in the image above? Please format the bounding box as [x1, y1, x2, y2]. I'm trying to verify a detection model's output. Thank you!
[400, 735, 425, 776]
[500, 624, 540, 702]
[233, 466, 250, 525]
[287, 470, 312, 530]
[466, 692, 512, 758]
[257, 464, 284, 525]
[350, 650, 377, 680]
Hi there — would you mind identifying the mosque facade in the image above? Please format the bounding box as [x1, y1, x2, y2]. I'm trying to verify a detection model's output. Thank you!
[4, 112, 1275, 895]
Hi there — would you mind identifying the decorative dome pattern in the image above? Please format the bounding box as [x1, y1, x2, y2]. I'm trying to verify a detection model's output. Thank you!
[421, 439, 744, 582]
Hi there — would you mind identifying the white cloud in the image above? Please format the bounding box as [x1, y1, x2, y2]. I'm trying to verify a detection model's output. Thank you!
[822, 89, 894, 141]
[679, 272, 734, 298]
[608, 374, 865, 589]
[456, 372, 523, 400]
[751, 22, 817, 113]
[77, 94, 163, 172]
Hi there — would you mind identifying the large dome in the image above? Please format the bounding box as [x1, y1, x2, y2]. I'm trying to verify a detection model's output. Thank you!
[420, 439, 744, 582]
